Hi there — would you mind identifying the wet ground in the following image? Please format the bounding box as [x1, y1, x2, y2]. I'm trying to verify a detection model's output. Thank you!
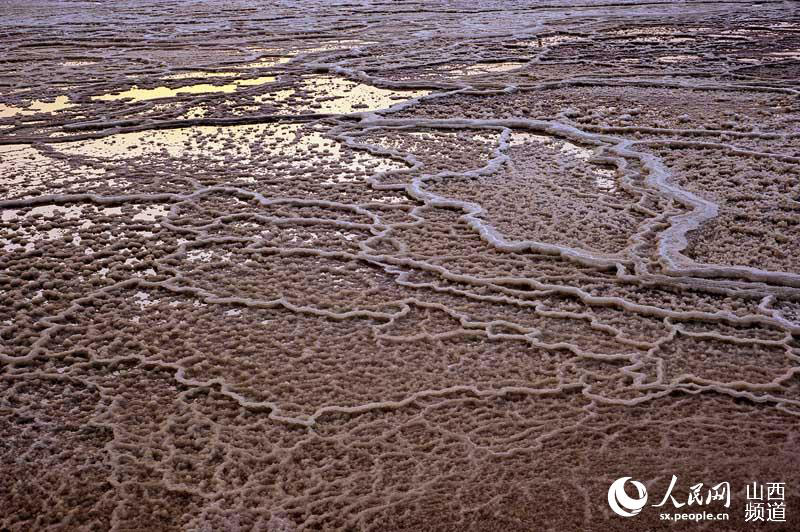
[1, 1, 800, 530]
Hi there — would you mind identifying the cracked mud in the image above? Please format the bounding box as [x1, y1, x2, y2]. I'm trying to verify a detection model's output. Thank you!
[1, 1, 800, 531]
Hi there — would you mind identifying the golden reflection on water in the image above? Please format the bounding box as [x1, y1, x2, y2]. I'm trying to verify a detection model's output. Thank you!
[52, 123, 403, 178]
[257, 76, 429, 114]
[0, 95, 74, 118]
[1, 75, 426, 120]
[93, 76, 277, 102]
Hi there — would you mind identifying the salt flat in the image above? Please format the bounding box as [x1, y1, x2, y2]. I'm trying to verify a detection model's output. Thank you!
[1, 1, 799, 530]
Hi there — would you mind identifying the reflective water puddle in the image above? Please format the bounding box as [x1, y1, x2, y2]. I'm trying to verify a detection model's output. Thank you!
[93, 76, 277, 102]
[257, 76, 429, 114]
[0, 95, 74, 118]
[50, 123, 403, 177]
[510, 132, 616, 192]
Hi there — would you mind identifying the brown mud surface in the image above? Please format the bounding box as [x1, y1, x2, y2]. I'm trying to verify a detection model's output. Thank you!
[1, 1, 800, 530]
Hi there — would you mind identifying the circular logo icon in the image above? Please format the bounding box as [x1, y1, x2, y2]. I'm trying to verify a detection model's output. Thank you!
[608, 477, 648, 517]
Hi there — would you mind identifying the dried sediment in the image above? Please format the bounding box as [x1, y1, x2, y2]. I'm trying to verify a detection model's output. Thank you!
[1, 1, 800, 530]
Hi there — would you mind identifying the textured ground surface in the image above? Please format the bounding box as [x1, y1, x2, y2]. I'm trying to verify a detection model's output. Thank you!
[1, 1, 800, 530]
